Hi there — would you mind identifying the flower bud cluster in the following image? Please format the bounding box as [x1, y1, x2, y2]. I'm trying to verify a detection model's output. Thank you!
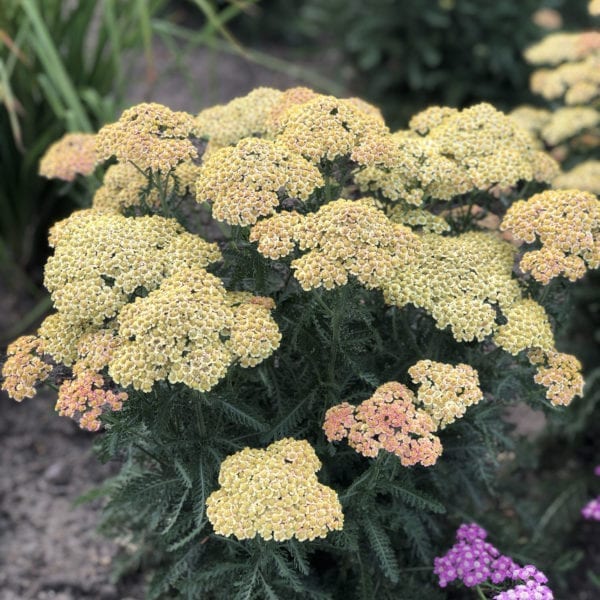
[250, 198, 420, 291]
[408, 360, 483, 429]
[206, 438, 343, 541]
[323, 382, 443, 467]
[96, 102, 197, 172]
[501, 189, 600, 284]
[381, 231, 521, 342]
[1, 335, 52, 401]
[434, 523, 553, 599]
[528, 348, 584, 407]
[195, 137, 324, 226]
[39, 133, 97, 181]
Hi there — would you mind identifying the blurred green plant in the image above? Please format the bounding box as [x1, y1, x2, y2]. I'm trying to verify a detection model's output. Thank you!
[0, 0, 165, 330]
[238, 0, 550, 126]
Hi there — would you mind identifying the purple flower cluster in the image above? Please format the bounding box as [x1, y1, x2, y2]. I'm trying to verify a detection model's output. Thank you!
[434, 523, 553, 599]
[582, 497, 600, 521]
[581, 466, 600, 521]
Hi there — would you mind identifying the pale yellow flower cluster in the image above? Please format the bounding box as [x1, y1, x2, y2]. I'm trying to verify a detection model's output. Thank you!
[250, 198, 420, 290]
[528, 349, 585, 407]
[357, 104, 557, 204]
[194, 87, 283, 153]
[386, 203, 450, 234]
[408, 360, 483, 429]
[539, 107, 600, 146]
[92, 163, 160, 213]
[195, 137, 324, 226]
[531, 55, 600, 105]
[264, 86, 384, 135]
[591, 0, 600, 16]
[493, 299, 555, 356]
[509, 106, 552, 141]
[1, 336, 52, 401]
[524, 31, 600, 66]
[206, 438, 343, 541]
[501, 189, 600, 284]
[44, 211, 221, 326]
[273, 95, 390, 165]
[381, 232, 521, 342]
[110, 269, 281, 392]
[39, 133, 97, 181]
[96, 102, 197, 172]
[553, 160, 600, 194]
[323, 382, 443, 467]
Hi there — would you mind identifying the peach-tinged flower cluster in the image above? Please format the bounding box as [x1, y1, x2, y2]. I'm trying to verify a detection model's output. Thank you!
[539, 107, 600, 146]
[553, 160, 600, 194]
[56, 371, 127, 432]
[96, 102, 197, 172]
[44, 211, 221, 326]
[273, 95, 390, 166]
[92, 163, 160, 213]
[528, 349, 584, 407]
[1, 336, 52, 401]
[381, 232, 521, 342]
[206, 438, 343, 541]
[493, 299, 555, 356]
[524, 31, 600, 66]
[323, 382, 443, 467]
[250, 198, 420, 291]
[408, 360, 483, 429]
[195, 137, 324, 226]
[194, 87, 283, 152]
[39, 133, 97, 181]
[109, 268, 281, 392]
[358, 104, 557, 204]
[501, 189, 600, 284]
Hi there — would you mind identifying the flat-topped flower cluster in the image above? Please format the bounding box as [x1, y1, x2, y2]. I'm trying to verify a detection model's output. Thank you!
[2, 84, 596, 555]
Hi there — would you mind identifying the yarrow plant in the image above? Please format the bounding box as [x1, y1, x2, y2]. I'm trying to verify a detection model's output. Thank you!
[2, 82, 598, 598]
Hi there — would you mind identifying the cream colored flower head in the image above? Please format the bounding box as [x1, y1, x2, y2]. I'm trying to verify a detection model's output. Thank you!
[273, 95, 390, 166]
[381, 231, 521, 343]
[96, 102, 197, 172]
[195, 137, 324, 226]
[109, 269, 281, 393]
[194, 87, 283, 152]
[528, 349, 585, 407]
[501, 189, 600, 284]
[39, 133, 97, 181]
[251, 198, 421, 291]
[44, 211, 221, 326]
[408, 360, 483, 429]
[206, 438, 344, 542]
[553, 161, 600, 195]
[494, 298, 555, 356]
